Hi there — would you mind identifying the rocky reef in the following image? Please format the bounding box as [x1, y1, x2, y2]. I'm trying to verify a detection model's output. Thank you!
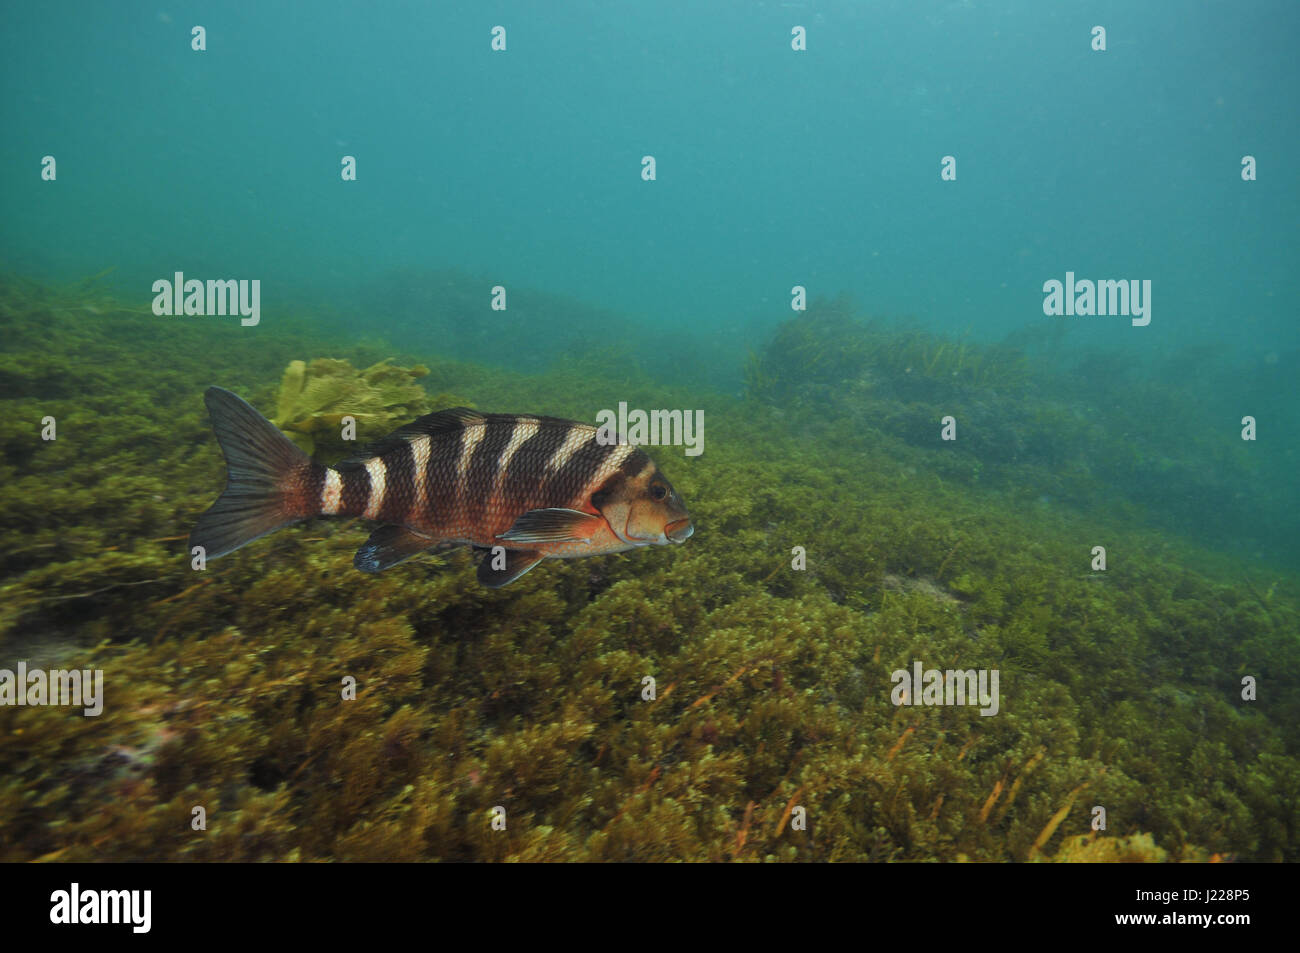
[0, 275, 1296, 862]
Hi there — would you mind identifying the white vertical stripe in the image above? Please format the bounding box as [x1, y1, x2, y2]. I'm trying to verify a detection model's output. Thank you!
[494, 418, 540, 495]
[321, 468, 343, 515]
[457, 421, 486, 486]
[592, 442, 637, 486]
[409, 435, 431, 521]
[363, 457, 387, 519]
[545, 425, 593, 474]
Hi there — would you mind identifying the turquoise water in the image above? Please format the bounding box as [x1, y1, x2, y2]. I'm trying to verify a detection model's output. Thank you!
[5, 2, 1296, 348]
[5, 0, 1296, 561]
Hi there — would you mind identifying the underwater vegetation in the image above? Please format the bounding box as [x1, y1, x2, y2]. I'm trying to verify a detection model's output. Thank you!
[273, 357, 434, 458]
[744, 295, 1032, 402]
[0, 275, 1297, 862]
[746, 299, 1299, 569]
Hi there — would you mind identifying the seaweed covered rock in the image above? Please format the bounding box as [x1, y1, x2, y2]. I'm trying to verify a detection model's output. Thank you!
[745, 298, 1295, 566]
[1048, 832, 1205, 863]
[272, 358, 435, 457]
[2, 275, 1299, 863]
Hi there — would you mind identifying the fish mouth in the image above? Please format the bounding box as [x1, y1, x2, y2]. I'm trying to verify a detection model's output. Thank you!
[664, 518, 694, 543]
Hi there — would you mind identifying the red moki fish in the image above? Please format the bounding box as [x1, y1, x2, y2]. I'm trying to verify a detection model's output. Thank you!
[189, 387, 694, 587]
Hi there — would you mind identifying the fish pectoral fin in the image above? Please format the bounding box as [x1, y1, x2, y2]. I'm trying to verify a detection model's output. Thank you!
[497, 508, 603, 544]
[354, 524, 453, 573]
[476, 548, 545, 588]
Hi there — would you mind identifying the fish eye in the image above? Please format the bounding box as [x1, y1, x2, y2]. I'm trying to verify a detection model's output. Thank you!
[650, 483, 667, 501]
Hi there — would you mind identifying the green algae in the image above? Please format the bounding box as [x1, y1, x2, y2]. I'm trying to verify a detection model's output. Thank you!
[273, 357, 436, 458]
[0, 275, 1297, 862]
[748, 300, 1297, 569]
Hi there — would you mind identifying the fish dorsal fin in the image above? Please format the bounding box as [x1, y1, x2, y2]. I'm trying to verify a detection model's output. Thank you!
[477, 548, 545, 588]
[497, 508, 603, 544]
[402, 407, 484, 433]
[354, 524, 456, 573]
[337, 407, 485, 466]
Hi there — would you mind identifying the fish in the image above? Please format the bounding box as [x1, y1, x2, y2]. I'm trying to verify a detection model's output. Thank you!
[189, 387, 694, 587]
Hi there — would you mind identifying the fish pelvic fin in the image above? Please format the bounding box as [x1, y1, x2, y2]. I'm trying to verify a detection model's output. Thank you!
[189, 386, 322, 559]
[476, 548, 545, 588]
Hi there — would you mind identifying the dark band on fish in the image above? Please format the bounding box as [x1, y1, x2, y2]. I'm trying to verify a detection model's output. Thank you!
[501, 419, 572, 511]
[340, 464, 371, 515]
[590, 453, 652, 505]
[303, 463, 327, 515]
[618, 447, 650, 479]
[424, 435, 458, 528]
[540, 431, 604, 502]
[466, 416, 516, 524]
[377, 439, 416, 525]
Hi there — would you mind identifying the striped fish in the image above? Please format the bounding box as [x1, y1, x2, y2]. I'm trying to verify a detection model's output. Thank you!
[189, 387, 693, 587]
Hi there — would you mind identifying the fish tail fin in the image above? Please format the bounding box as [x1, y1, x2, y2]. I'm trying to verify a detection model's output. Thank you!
[189, 386, 324, 559]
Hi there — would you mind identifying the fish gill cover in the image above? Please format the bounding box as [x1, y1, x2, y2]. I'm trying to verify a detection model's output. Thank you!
[0, 0, 1297, 874]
